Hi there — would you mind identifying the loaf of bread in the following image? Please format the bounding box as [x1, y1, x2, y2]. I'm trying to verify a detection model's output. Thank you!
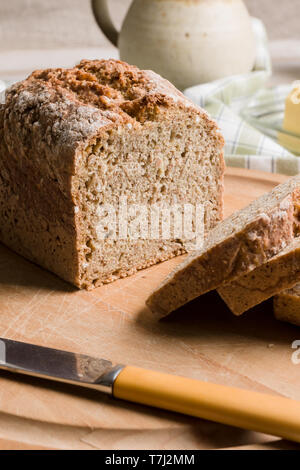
[0, 59, 225, 289]
[218, 238, 300, 315]
[146, 176, 300, 317]
[274, 285, 300, 326]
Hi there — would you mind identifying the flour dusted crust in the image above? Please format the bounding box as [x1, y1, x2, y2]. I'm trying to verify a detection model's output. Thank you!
[274, 285, 300, 326]
[0, 59, 224, 288]
[147, 176, 300, 317]
[4, 60, 213, 175]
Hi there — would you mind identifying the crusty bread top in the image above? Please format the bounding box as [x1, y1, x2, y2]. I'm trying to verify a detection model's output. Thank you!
[2, 59, 221, 176]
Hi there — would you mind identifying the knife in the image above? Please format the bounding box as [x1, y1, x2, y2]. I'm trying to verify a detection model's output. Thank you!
[1, 337, 300, 443]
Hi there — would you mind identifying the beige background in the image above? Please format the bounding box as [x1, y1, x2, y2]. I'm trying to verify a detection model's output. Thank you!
[0, 0, 299, 51]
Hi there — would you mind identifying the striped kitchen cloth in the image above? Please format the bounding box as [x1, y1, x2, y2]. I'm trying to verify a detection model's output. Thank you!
[184, 18, 300, 176]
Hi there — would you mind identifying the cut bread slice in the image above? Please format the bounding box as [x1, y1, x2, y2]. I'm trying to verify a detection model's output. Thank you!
[218, 238, 300, 315]
[146, 175, 300, 317]
[274, 285, 300, 326]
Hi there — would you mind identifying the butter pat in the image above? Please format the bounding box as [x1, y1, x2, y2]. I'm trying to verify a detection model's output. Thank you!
[279, 83, 300, 154]
[283, 83, 300, 135]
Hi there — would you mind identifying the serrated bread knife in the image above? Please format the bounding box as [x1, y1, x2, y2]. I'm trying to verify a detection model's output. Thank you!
[1, 337, 300, 443]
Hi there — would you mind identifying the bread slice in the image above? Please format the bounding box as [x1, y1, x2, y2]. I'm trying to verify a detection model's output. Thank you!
[218, 238, 300, 315]
[0, 59, 224, 289]
[274, 285, 300, 326]
[146, 176, 300, 317]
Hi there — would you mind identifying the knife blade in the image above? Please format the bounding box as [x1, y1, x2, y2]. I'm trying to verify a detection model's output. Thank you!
[2, 336, 300, 444]
[0, 337, 124, 393]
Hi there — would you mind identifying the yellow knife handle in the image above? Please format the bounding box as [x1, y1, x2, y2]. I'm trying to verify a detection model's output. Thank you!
[114, 366, 300, 443]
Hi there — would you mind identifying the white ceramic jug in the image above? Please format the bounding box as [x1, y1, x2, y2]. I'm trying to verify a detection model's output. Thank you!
[92, 0, 256, 90]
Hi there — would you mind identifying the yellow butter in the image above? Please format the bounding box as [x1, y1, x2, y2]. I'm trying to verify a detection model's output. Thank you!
[279, 83, 300, 154]
[283, 83, 300, 135]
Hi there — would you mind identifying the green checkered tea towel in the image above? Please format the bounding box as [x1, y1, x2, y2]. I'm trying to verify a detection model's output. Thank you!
[184, 18, 300, 176]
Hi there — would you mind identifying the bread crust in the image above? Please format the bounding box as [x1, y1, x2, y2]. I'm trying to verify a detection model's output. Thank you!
[219, 239, 300, 315]
[274, 285, 300, 326]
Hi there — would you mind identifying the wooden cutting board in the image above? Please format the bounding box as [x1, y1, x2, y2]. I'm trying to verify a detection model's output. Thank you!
[0, 167, 300, 451]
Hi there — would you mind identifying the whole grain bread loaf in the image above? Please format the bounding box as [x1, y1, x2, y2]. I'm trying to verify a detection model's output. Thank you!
[146, 176, 300, 317]
[218, 238, 300, 315]
[274, 285, 300, 326]
[0, 59, 224, 289]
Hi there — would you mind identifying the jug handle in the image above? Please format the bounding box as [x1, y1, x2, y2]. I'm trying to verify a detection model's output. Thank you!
[91, 0, 119, 47]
